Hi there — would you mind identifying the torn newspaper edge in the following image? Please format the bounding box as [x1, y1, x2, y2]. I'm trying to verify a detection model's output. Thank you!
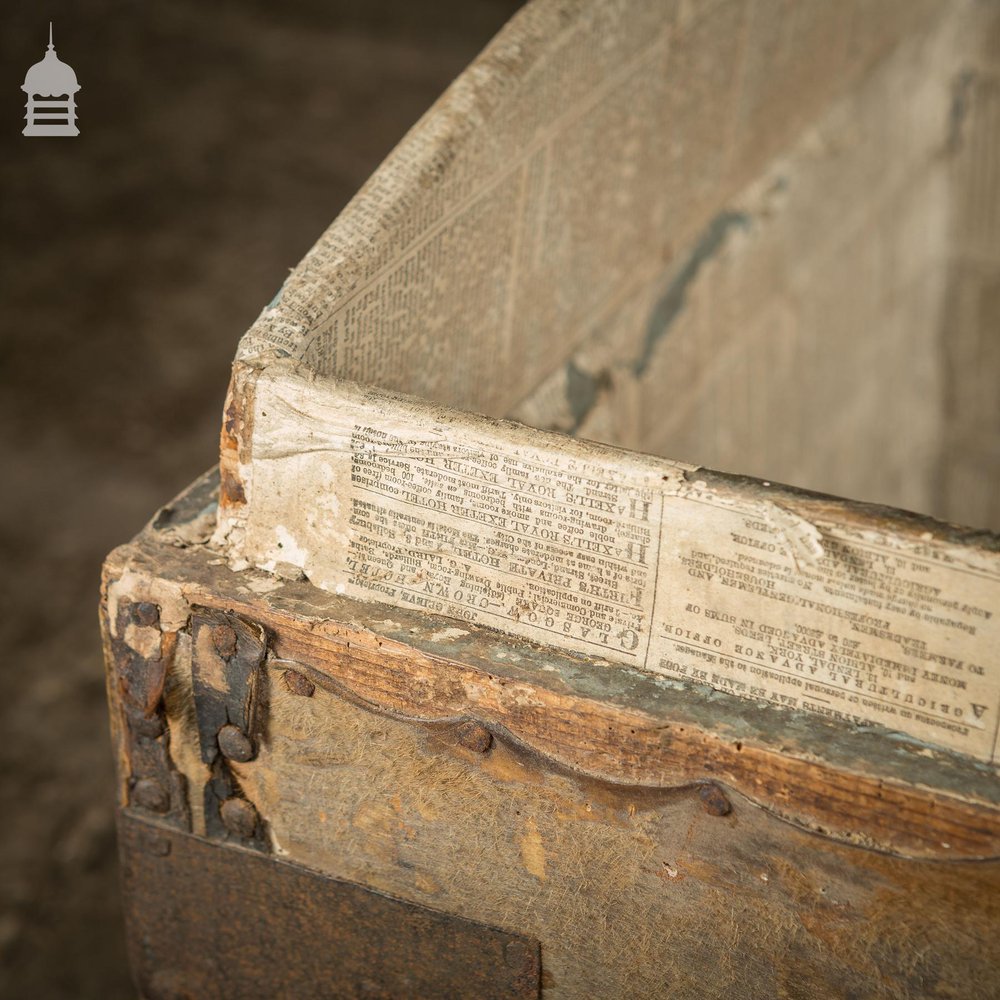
[217, 360, 1000, 765]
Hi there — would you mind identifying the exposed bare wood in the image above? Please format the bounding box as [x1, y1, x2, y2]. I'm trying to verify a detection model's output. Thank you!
[102, 472, 1000, 861]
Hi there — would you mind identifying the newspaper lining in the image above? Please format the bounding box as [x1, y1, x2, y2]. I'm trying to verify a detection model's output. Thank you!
[217, 0, 1000, 764]
[223, 368, 1000, 764]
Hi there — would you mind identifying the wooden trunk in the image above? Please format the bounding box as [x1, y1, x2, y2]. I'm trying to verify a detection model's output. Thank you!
[102, 0, 1000, 995]
[102, 470, 999, 998]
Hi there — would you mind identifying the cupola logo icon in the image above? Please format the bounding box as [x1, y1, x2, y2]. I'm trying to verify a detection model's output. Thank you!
[22, 23, 80, 137]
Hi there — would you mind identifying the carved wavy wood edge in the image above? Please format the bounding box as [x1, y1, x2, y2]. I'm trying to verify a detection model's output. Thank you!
[101, 471, 1000, 863]
[221, 599, 1000, 860]
[105, 582, 999, 862]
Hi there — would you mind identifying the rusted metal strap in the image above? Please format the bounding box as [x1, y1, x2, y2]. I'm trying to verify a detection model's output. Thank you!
[109, 599, 189, 829]
[119, 810, 541, 999]
[190, 608, 269, 850]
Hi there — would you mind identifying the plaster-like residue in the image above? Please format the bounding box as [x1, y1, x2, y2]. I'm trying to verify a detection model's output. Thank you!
[429, 627, 471, 642]
[123, 623, 162, 660]
[272, 525, 309, 570]
[107, 567, 189, 636]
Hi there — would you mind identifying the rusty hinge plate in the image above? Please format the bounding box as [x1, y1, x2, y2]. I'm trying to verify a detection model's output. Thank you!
[119, 810, 540, 999]
[189, 608, 270, 850]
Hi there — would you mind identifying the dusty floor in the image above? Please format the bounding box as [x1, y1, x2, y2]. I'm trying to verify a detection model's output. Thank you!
[0, 2, 520, 995]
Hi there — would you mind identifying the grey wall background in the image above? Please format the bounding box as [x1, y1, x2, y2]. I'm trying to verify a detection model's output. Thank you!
[0, 2, 521, 995]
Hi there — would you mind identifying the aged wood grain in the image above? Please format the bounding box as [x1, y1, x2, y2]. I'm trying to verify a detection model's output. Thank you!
[102, 471, 1000, 861]
[233, 656, 1000, 999]
[101, 472, 1000, 997]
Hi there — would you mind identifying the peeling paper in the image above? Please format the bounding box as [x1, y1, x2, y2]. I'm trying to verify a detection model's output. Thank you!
[222, 370, 1000, 763]
[765, 502, 825, 569]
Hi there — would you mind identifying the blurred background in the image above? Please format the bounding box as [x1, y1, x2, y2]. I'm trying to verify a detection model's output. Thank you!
[0, 2, 521, 995]
[4, 1, 1000, 996]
